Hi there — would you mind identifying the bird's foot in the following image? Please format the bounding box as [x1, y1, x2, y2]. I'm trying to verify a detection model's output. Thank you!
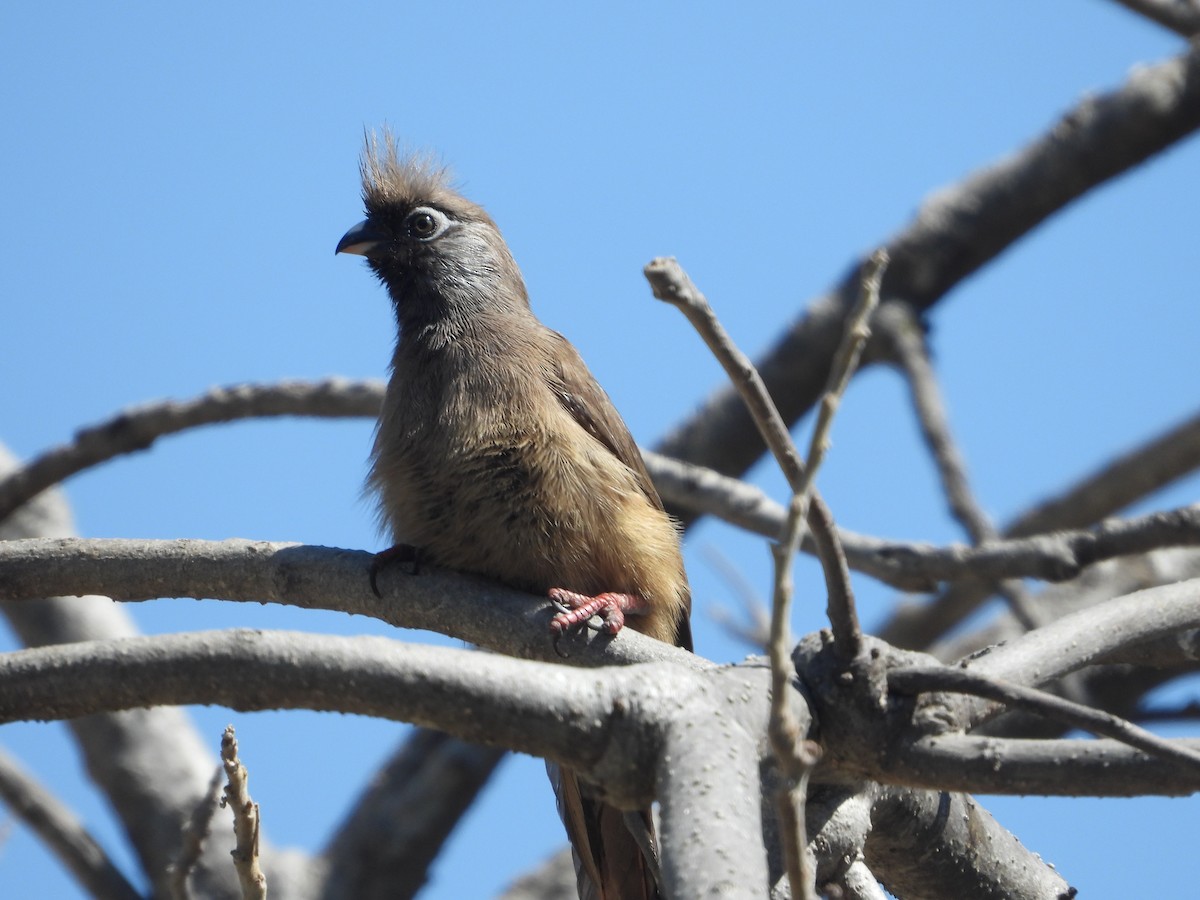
[547, 588, 647, 653]
[369, 544, 424, 597]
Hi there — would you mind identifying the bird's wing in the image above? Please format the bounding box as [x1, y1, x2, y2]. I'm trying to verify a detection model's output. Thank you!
[544, 329, 665, 512]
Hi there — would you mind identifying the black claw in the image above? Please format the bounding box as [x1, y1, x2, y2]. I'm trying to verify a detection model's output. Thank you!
[369, 544, 423, 597]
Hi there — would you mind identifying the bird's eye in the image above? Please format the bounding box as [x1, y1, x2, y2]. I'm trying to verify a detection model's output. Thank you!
[406, 207, 448, 241]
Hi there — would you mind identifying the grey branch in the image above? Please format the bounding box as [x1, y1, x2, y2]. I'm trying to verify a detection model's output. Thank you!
[0, 629, 687, 797]
[0, 628, 780, 896]
[0, 745, 142, 900]
[867, 787, 1074, 898]
[0, 379, 384, 522]
[0, 537, 703, 671]
[648, 451, 1200, 591]
[7, 381, 1199, 599]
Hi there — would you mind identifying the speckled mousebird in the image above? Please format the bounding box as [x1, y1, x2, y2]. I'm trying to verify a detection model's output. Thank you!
[336, 132, 691, 899]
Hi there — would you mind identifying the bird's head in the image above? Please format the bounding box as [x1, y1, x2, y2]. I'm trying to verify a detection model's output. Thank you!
[337, 131, 529, 327]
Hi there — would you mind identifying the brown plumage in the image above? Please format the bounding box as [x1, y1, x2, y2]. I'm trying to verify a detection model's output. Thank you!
[337, 132, 691, 898]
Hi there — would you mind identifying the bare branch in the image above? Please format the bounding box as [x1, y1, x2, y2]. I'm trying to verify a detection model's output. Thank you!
[220, 727, 267, 900]
[877, 301, 1042, 629]
[1009, 409, 1200, 538]
[889, 665, 1200, 771]
[966, 577, 1200, 689]
[0, 629, 694, 797]
[0, 379, 384, 522]
[877, 303, 993, 544]
[644, 257, 805, 488]
[0, 745, 142, 900]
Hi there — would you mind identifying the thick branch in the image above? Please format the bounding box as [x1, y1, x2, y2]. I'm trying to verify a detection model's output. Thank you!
[0, 537, 704, 671]
[0, 629, 689, 801]
[966, 577, 1200, 688]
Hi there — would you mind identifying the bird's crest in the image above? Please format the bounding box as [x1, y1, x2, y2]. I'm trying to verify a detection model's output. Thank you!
[360, 129, 477, 219]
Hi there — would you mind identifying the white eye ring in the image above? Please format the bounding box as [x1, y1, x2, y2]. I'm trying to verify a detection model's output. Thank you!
[406, 206, 451, 241]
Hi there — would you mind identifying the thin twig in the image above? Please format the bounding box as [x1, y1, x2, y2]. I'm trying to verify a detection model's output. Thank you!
[889, 665, 1200, 772]
[220, 726, 267, 900]
[878, 302, 1041, 629]
[644, 256, 805, 488]
[0, 746, 141, 900]
[774, 741, 822, 900]
[168, 766, 224, 900]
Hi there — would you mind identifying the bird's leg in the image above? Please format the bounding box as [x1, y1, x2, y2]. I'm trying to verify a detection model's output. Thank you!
[369, 543, 424, 597]
[547, 587, 649, 638]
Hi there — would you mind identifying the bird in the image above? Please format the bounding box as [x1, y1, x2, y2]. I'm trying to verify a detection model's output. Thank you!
[336, 132, 691, 899]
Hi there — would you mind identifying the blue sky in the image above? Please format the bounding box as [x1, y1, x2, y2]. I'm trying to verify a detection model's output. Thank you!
[2, 3, 1199, 897]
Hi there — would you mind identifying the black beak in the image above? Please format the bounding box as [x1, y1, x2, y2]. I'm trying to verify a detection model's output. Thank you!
[336, 219, 384, 256]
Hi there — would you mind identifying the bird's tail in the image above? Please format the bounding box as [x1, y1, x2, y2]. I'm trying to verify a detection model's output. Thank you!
[550, 763, 662, 900]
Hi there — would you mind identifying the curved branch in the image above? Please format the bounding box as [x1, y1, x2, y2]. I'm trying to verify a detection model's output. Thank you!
[0, 628, 683, 793]
[867, 787, 1073, 899]
[0, 379, 384, 521]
